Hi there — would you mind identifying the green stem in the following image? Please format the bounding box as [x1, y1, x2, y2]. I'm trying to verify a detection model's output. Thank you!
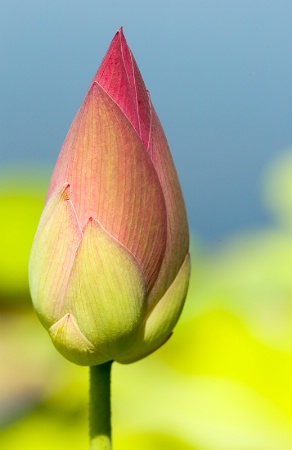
[89, 361, 113, 450]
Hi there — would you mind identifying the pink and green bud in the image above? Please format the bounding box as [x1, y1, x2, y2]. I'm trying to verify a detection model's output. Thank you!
[29, 28, 190, 366]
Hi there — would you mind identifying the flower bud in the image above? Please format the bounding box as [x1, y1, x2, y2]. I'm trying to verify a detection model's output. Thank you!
[29, 28, 190, 365]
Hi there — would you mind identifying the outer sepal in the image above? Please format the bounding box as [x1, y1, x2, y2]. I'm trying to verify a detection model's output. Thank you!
[117, 253, 191, 364]
[49, 313, 101, 366]
[47, 218, 147, 366]
[28, 184, 82, 328]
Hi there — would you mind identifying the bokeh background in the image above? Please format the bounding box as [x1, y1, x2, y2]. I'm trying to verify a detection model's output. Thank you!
[1, 1, 292, 449]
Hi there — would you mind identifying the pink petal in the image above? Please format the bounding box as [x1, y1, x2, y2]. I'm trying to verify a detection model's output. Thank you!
[147, 108, 189, 307]
[94, 28, 151, 149]
[93, 28, 189, 302]
[47, 83, 167, 289]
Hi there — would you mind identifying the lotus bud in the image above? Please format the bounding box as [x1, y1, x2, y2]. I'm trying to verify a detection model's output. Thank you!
[29, 28, 190, 366]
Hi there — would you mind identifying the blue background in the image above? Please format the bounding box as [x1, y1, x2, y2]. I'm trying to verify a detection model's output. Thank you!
[1, 0, 292, 242]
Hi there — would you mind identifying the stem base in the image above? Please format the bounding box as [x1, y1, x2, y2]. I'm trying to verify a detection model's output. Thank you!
[89, 361, 112, 450]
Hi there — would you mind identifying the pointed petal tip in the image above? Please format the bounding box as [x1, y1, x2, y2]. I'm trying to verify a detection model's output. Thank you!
[88, 79, 100, 94]
[117, 27, 128, 46]
[45, 181, 70, 208]
[63, 183, 70, 199]
[49, 313, 99, 366]
[106, 26, 127, 56]
[80, 216, 93, 233]
[114, 27, 126, 43]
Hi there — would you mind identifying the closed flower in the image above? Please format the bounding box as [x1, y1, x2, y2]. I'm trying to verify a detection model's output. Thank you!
[29, 28, 190, 366]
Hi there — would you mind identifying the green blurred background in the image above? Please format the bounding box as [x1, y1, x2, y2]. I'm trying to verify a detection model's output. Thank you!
[1, 150, 292, 449]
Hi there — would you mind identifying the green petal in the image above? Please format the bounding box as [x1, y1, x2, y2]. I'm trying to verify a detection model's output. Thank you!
[117, 253, 190, 364]
[59, 219, 146, 364]
[29, 184, 82, 328]
[49, 313, 103, 366]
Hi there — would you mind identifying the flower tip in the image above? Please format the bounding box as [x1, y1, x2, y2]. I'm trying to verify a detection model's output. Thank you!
[113, 26, 128, 50]
[63, 183, 70, 199]
[117, 26, 127, 46]
[91, 26, 131, 89]
[81, 216, 94, 233]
